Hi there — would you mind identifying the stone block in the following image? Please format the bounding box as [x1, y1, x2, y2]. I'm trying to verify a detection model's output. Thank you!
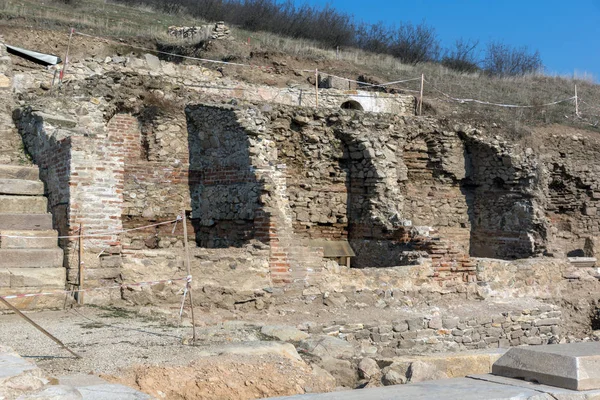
[0, 165, 39, 181]
[443, 317, 460, 329]
[534, 318, 561, 327]
[0, 248, 63, 268]
[407, 318, 424, 331]
[0, 179, 44, 196]
[0, 230, 57, 249]
[7, 267, 65, 287]
[0, 195, 48, 214]
[492, 342, 600, 390]
[0, 214, 53, 231]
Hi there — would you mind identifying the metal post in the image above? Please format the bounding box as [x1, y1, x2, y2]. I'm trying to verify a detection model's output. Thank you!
[315, 69, 319, 107]
[418, 73, 424, 116]
[78, 223, 84, 305]
[575, 84, 579, 117]
[182, 210, 197, 342]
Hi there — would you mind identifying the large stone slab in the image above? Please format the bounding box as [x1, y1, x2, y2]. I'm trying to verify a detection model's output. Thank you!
[0, 195, 48, 214]
[0, 345, 47, 399]
[268, 375, 600, 400]
[0, 178, 44, 195]
[0, 248, 63, 268]
[0, 213, 53, 230]
[59, 375, 153, 400]
[0, 230, 58, 249]
[0, 287, 67, 310]
[568, 257, 597, 268]
[2, 267, 66, 287]
[492, 342, 600, 390]
[266, 377, 554, 399]
[0, 165, 39, 180]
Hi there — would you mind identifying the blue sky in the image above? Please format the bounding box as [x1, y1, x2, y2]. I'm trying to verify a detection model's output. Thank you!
[301, 0, 600, 80]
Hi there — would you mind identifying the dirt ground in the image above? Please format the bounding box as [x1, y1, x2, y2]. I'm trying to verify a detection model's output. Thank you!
[0, 306, 336, 399]
[109, 354, 335, 400]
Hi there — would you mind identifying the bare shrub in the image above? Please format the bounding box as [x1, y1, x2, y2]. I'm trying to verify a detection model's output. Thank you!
[441, 38, 480, 73]
[483, 41, 543, 76]
[388, 22, 440, 64]
[356, 21, 440, 64]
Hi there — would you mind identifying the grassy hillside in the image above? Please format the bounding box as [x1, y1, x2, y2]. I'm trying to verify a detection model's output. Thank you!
[1, 0, 599, 135]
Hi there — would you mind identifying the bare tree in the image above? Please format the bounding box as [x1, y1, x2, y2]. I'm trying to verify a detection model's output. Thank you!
[441, 38, 480, 73]
[483, 41, 543, 76]
[388, 22, 440, 64]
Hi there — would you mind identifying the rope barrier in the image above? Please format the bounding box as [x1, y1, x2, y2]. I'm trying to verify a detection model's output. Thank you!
[0, 276, 189, 300]
[424, 79, 577, 109]
[72, 29, 422, 91]
[0, 217, 181, 240]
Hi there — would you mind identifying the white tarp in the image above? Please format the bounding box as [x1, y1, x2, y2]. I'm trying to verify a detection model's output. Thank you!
[5, 44, 61, 65]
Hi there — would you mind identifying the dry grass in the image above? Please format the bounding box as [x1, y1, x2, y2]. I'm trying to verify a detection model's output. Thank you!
[0, 0, 203, 37]
[1, 0, 599, 131]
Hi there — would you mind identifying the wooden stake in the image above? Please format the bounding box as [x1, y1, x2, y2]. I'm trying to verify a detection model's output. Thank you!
[418, 73, 424, 116]
[0, 297, 81, 358]
[315, 69, 319, 107]
[60, 28, 74, 83]
[575, 84, 579, 117]
[182, 210, 197, 343]
[78, 223, 84, 305]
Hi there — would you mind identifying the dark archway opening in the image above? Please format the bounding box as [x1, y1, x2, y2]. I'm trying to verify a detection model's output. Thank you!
[340, 100, 364, 110]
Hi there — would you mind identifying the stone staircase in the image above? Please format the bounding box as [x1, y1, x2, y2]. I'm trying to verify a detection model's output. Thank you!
[0, 165, 66, 309]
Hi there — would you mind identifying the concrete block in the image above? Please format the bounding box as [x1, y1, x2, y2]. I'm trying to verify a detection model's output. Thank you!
[492, 342, 600, 390]
[0, 213, 53, 230]
[0, 179, 44, 195]
[0, 195, 48, 214]
[0, 230, 58, 249]
[0, 248, 63, 268]
[0, 165, 39, 180]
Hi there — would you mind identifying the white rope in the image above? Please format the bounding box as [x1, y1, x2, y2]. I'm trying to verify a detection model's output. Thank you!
[426, 79, 576, 109]
[0, 217, 180, 239]
[73, 29, 422, 92]
[74, 31, 271, 69]
[179, 284, 189, 317]
[1, 276, 188, 300]
[179, 275, 192, 318]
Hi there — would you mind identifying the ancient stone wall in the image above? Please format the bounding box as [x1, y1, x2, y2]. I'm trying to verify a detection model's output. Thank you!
[15, 107, 124, 286]
[310, 304, 562, 357]
[539, 133, 600, 258]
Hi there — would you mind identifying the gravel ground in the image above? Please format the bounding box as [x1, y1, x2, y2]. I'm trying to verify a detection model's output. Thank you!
[0, 296, 550, 378]
[0, 306, 264, 377]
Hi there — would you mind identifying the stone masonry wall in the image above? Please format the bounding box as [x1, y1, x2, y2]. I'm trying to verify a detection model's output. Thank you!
[181, 104, 552, 285]
[15, 107, 124, 286]
[308, 304, 561, 357]
[539, 132, 600, 258]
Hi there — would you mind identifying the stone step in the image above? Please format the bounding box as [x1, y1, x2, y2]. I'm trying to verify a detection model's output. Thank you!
[0, 179, 44, 195]
[0, 214, 53, 230]
[0, 195, 47, 213]
[0, 267, 65, 288]
[0, 230, 58, 249]
[0, 249, 63, 268]
[0, 165, 39, 180]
